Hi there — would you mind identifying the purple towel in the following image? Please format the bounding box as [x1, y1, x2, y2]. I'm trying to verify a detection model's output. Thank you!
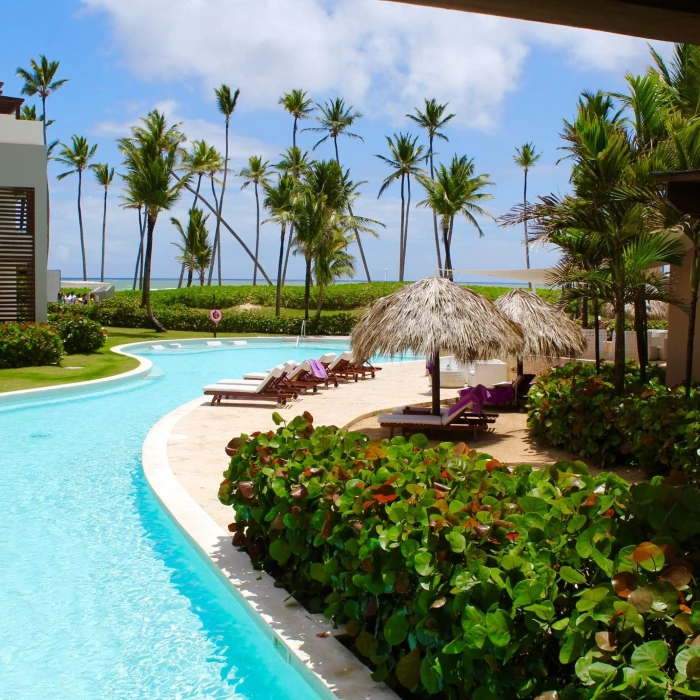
[452, 386, 485, 416]
[484, 383, 514, 405]
[308, 358, 328, 379]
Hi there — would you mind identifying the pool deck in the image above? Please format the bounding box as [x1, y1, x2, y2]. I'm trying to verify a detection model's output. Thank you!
[144, 360, 455, 700]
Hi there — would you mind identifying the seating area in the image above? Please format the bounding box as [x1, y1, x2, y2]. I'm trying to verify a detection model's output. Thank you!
[202, 352, 381, 406]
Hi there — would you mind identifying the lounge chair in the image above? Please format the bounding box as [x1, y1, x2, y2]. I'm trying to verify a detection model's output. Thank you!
[207, 340, 223, 347]
[203, 366, 297, 406]
[378, 393, 497, 439]
[243, 361, 297, 381]
[224, 362, 317, 394]
[325, 352, 371, 382]
[288, 358, 338, 389]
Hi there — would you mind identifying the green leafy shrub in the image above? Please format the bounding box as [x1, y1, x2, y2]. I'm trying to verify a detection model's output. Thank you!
[49, 311, 106, 354]
[0, 322, 64, 368]
[603, 320, 668, 331]
[528, 363, 700, 478]
[219, 414, 700, 699]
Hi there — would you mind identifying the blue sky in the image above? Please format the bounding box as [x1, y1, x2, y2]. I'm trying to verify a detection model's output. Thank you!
[1, 0, 670, 282]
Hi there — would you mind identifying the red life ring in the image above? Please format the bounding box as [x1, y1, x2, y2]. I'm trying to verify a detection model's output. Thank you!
[210, 309, 222, 324]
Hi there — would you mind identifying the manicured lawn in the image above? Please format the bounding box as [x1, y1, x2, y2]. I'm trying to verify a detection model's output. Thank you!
[0, 327, 254, 394]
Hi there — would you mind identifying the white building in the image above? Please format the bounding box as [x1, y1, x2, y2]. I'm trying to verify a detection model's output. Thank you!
[0, 84, 48, 323]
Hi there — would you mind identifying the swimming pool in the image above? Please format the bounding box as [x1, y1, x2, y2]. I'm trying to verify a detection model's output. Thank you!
[0, 340, 351, 700]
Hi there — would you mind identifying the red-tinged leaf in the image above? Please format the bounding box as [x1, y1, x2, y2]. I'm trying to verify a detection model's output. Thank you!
[441, 469, 452, 479]
[632, 542, 665, 571]
[365, 597, 378, 617]
[270, 514, 286, 531]
[232, 531, 247, 548]
[361, 557, 374, 573]
[437, 550, 447, 562]
[433, 482, 450, 493]
[332, 494, 340, 505]
[227, 522, 239, 533]
[681, 604, 692, 613]
[304, 467, 325, 478]
[275, 469, 288, 479]
[475, 525, 490, 537]
[628, 587, 653, 613]
[302, 411, 314, 424]
[604, 508, 616, 518]
[374, 484, 398, 503]
[291, 505, 301, 515]
[385, 474, 400, 485]
[595, 631, 617, 652]
[393, 574, 410, 594]
[321, 512, 333, 539]
[612, 571, 637, 598]
[250, 431, 261, 438]
[506, 532, 520, 541]
[362, 500, 377, 510]
[488, 537, 500, 545]
[431, 517, 450, 530]
[353, 520, 363, 532]
[660, 566, 692, 589]
[291, 484, 308, 500]
[582, 493, 598, 507]
[453, 442, 467, 456]
[365, 443, 388, 461]
[486, 459, 503, 473]
[238, 481, 255, 500]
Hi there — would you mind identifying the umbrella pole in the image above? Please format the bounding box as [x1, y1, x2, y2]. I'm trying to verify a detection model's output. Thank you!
[431, 350, 441, 416]
[516, 356, 524, 378]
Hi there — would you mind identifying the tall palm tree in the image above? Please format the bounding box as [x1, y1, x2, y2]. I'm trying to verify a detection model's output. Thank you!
[211, 84, 241, 285]
[55, 136, 98, 280]
[375, 133, 425, 281]
[313, 227, 356, 320]
[180, 140, 222, 286]
[239, 156, 272, 286]
[304, 97, 371, 281]
[263, 175, 297, 316]
[91, 163, 115, 282]
[279, 89, 315, 149]
[16, 55, 68, 254]
[513, 142, 542, 283]
[407, 98, 455, 269]
[16, 55, 68, 147]
[119, 110, 186, 331]
[418, 156, 493, 278]
[171, 208, 212, 287]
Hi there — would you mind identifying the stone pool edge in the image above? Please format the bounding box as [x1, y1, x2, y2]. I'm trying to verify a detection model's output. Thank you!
[142, 396, 398, 700]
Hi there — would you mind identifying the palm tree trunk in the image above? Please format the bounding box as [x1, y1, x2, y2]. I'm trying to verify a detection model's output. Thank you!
[398, 173, 406, 282]
[253, 182, 261, 286]
[42, 97, 50, 255]
[634, 288, 647, 384]
[686, 247, 700, 391]
[210, 117, 230, 285]
[523, 166, 531, 289]
[613, 289, 626, 395]
[304, 256, 312, 322]
[178, 264, 186, 288]
[133, 208, 144, 291]
[282, 227, 294, 284]
[429, 136, 442, 271]
[41, 96, 47, 146]
[217, 233, 222, 286]
[293, 116, 297, 150]
[142, 214, 166, 332]
[593, 298, 601, 374]
[581, 298, 589, 328]
[334, 135, 371, 282]
[100, 186, 108, 282]
[315, 285, 325, 321]
[275, 223, 286, 317]
[442, 221, 453, 281]
[77, 170, 87, 280]
[187, 268, 193, 287]
[404, 174, 412, 281]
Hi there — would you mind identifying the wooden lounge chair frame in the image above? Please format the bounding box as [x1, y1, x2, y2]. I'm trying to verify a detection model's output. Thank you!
[204, 371, 298, 406]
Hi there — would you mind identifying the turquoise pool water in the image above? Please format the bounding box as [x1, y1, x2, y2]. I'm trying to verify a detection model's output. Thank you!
[0, 341, 352, 700]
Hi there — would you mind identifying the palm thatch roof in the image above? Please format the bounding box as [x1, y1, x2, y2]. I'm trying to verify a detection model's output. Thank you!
[350, 276, 524, 364]
[495, 289, 586, 358]
[601, 300, 668, 321]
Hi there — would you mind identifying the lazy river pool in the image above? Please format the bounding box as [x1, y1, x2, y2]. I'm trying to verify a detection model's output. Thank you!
[0, 339, 357, 700]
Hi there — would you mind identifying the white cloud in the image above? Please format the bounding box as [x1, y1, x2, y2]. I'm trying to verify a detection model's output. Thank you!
[81, 0, 666, 131]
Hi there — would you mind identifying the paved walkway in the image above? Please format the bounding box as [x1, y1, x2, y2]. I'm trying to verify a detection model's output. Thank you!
[167, 360, 462, 529]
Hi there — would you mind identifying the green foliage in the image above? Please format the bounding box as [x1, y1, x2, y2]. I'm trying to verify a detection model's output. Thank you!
[528, 363, 700, 478]
[48, 309, 106, 354]
[0, 322, 64, 368]
[219, 415, 700, 698]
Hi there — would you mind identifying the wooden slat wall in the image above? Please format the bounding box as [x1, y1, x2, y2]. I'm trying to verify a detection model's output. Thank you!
[0, 187, 35, 322]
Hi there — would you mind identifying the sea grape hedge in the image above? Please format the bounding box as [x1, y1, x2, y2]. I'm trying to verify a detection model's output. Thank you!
[0, 322, 64, 368]
[528, 363, 700, 479]
[219, 413, 700, 699]
[48, 308, 106, 354]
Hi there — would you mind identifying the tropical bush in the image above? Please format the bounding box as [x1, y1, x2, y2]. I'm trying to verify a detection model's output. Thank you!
[219, 413, 700, 699]
[0, 322, 64, 368]
[50, 313, 106, 354]
[528, 363, 700, 478]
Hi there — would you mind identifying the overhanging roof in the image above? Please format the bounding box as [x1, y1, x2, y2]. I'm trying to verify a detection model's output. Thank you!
[654, 170, 700, 218]
[382, 0, 700, 43]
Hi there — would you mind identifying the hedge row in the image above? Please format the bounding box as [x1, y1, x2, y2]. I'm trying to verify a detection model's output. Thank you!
[0, 322, 64, 368]
[219, 413, 700, 699]
[48, 307, 106, 354]
[528, 363, 700, 478]
[113, 283, 561, 312]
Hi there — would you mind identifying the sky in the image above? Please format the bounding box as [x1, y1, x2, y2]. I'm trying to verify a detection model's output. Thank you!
[1, 0, 672, 283]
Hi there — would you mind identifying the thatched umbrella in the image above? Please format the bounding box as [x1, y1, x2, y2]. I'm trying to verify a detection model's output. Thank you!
[601, 300, 668, 321]
[351, 277, 524, 416]
[495, 289, 586, 374]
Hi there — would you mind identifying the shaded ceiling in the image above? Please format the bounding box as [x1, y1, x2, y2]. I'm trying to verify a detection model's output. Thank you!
[383, 0, 700, 43]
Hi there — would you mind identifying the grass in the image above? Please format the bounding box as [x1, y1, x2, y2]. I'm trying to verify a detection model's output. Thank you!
[0, 327, 255, 394]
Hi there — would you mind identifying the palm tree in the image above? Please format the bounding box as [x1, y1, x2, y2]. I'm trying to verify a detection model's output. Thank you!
[172, 208, 212, 287]
[279, 89, 315, 149]
[180, 140, 222, 286]
[513, 143, 542, 284]
[418, 156, 493, 278]
[407, 99, 455, 269]
[211, 84, 241, 285]
[16, 55, 68, 147]
[55, 136, 98, 280]
[375, 133, 425, 281]
[263, 175, 297, 316]
[91, 163, 115, 282]
[304, 98, 371, 281]
[239, 156, 272, 285]
[119, 110, 186, 331]
[313, 227, 356, 320]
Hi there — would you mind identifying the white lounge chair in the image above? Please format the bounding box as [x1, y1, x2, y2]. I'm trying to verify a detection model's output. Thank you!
[243, 360, 297, 381]
[207, 340, 223, 347]
[203, 366, 297, 405]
